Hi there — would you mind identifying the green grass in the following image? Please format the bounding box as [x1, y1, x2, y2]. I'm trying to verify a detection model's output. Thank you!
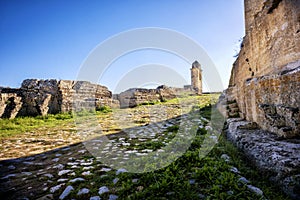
[165, 93, 219, 105]
[0, 112, 74, 138]
[58, 117, 289, 199]
[138, 100, 161, 106]
[0, 105, 118, 138]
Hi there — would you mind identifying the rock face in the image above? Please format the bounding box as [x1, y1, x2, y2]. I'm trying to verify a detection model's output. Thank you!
[224, 0, 300, 138]
[219, 0, 300, 198]
[0, 88, 23, 119]
[0, 79, 119, 119]
[115, 85, 177, 108]
[226, 118, 300, 199]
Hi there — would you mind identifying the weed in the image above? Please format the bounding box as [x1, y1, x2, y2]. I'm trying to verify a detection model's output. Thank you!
[166, 125, 179, 132]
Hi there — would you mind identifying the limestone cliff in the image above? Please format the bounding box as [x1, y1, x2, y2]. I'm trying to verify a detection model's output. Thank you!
[223, 0, 300, 138]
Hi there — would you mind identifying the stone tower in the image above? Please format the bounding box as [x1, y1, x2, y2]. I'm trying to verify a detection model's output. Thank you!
[191, 60, 202, 95]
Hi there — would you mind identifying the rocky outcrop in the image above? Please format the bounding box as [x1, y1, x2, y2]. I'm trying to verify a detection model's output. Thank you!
[0, 89, 23, 119]
[224, 0, 300, 138]
[115, 85, 177, 108]
[0, 79, 119, 119]
[219, 0, 300, 198]
[226, 118, 300, 199]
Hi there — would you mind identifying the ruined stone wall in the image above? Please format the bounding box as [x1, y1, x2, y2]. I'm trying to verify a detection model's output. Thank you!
[225, 0, 300, 138]
[0, 79, 119, 119]
[0, 88, 23, 119]
[17, 79, 60, 117]
[58, 80, 119, 112]
[116, 85, 177, 108]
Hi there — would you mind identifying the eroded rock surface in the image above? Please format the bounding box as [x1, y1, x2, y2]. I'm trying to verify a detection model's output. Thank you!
[0, 79, 120, 119]
[223, 0, 300, 138]
[114, 85, 177, 108]
[226, 118, 300, 199]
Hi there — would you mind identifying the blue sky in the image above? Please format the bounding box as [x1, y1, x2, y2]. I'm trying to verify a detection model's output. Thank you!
[0, 0, 245, 93]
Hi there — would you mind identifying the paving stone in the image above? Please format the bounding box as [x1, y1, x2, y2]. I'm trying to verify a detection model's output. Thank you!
[90, 196, 101, 200]
[8, 165, 16, 170]
[57, 179, 68, 182]
[69, 177, 85, 183]
[113, 178, 119, 185]
[61, 147, 70, 151]
[239, 177, 250, 184]
[83, 166, 94, 170]
[43, 174, 53, 179]
[116, 168, 128, 175]
[98, 186, 109, 195]
[58, 170, 72, 176]
[230, 167, 240, 174]
[81, 162, 93, 166]
[36, 194, 53, 200]
[1, 174, 16, 179]
[22, 172, 33, 176]
[23, 161, 34, 165]
[109, 194, 118, 200]
[247, 185, 263, 196]
[132, 178, 139, 183]
[50, 184, 65, 193]
[78, 150, 87, 153]
[82, 171, 92, 176]
[77, 188, 90, 195]
[59, 185, 74, 199]
[68, 172, 76, 176]
[52, 158, 59, 162]
[100, 168, 111, 172]
[166, 192, 175, 195]
[220, 154, 230, 162]
[67, 162, 79, 166]
[53, 164, 64, 170]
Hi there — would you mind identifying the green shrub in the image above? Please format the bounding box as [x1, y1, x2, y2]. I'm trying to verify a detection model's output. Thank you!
[96, 105, 112, 113]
